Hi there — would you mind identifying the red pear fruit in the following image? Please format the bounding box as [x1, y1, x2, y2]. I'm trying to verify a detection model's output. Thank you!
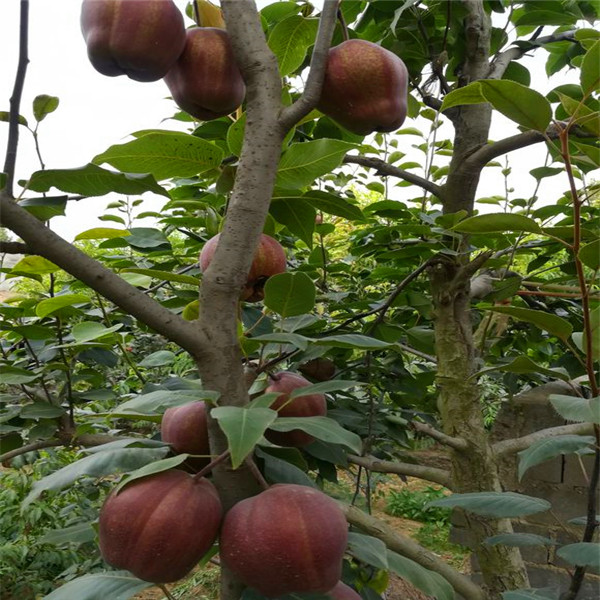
[317, 39, 409, 136]
[164, 28, 245, 121]
[220, 484, 348, 597]
[81, 0, 186, 82]
[327, 581, 362, 600]
[161, 402, 211, 470]
[264, 371, 326, 447]
[199, 233, 286, 302]
[99, 470, 222, 583]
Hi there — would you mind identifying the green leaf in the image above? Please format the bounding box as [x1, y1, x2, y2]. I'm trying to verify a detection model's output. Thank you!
[0, 111, 28, 126]
[212, 406, 278, 469]
[121, 268, 199, 286]
[441, 82, 487, 111]
[33, 94, 59, 122]
[276, 140, 355, 189]
[347, 532, 389, 569]
[314, 334, 392, 350]
[71, 322, 123, 344]
[39, 521, 96, 547]
[251, 333, 310, 351]
[124, 227, 171, 250]
[20, 402, 65, 419]
[270, 199, 315, 247]
[518, 435, 595, 480]
[556, 543, 600, 568]
[476, 356, 570, 382]
[549, 395, 600, 424]
[74, 228, 130, 241]
[227, 113, 246, 156]
[515, 10, 578, 26]
[19, 196, 67, 220]
[269, 416, 362, 453]
[138, 351, 177, 368]
[298, 190, 364, 221]
[580, 41, 600, 93]
[36, 294, 90, 318]
[111, 390, 217, 418]
[9, 255, 59, 276]
[27, 164, 169, 198]
[502, 589, 559, 600]
[0, 366, 41, 385]
[289, 380, 362, 398]
[114, 455, 190, 494]
[24, 445, 170, 507]
[387, 551, 454, 600]
[256, 448, 316, 488]
[42, 570, 152, 600]
[427, 492, 551, 518]
[485, 533, 556, 547]
[93, 132, 224, 181]
[486, 306, 573, 340]
[264, 272, 316, 317]
[453, 213, 541, 234]
[268, 16, 319, 77]
[579, 239, 600, 270]
[503, 61, 531, 86]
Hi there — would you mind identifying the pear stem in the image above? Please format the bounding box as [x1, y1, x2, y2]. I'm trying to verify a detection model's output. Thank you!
[245, 456, 270, 490]
[192, 0, 200, 26]
[193, 449, 231, 481]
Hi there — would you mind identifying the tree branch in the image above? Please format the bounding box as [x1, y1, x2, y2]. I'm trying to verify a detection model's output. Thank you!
[347, 454, 452, 488]
[489, 30, 577, 79]
[339, 502, 485, 600]
[411, 421, 469, 451]
[279, 0, 338, 130]
[343, 155, 445, 200]
[0, 240, 29, 254]
[493, 422, 595, 458]
[0, 191, 208, 358]
[2, 0, 29, 197]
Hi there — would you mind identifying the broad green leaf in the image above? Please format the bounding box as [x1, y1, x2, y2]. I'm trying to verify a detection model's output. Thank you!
[212, 406, 278, 469]
[138, 350, 177, 368]
[314, 334, 392, 350]
[427, 491, 551, 518]
[0, 366, 41, 385]
[514, 10, 578, 26]
[347, 532, 388, 569]
[476, 356, 570, 381]
[114, 454, 190, 494]
[36, 294, 90, 318]
[270, 199, 315, 247]
[249, 392, 282, 409]
[268, 16, 319, 77]
[20, 402, 65, 419]
[579, 239, 600, 270]
[503, 61, 531, 87]
[518, 435, 595, 480]
[269, 416, 362, 453]
[24, 446, 170, 507]
[93, 132, 224, 180]
[39, 521, 96, 547]
[502, 590, 559, 600]
[556, 543, 600, 568]
[74, 228, 130, 241]
[251, 333, 310, 351]
[121, 268, 199, 286]
[9, 255, 59, 276]
[264, 272, 316, 317]
[581, 41, 600, 94]
[119, 273, 153, 288]
[289, 380, 362, 398]
[298, 190, 364, 221]
[42, 570, 152, 600]
[556, 92, 600, 136]
[549, 395, 600, 424]
[227, 113, 246, 156]
[387, 551, 454, 600]
[485, 533, 556, 547]
[71, 322, 123, 344]
[569, 515, 600, 526]
[276, 140, 355, 189]
[27, 164, 169, 198]
[111, 390, 217, 417]
[19, 196, 67, 220]
[453, 213, 541, 234]
[33, 94, 59, 122]
[256, 448, 316, 488]
[486, 306, 573, 340]
[124, 227, 171, 250]
[441, 82, 486, 111]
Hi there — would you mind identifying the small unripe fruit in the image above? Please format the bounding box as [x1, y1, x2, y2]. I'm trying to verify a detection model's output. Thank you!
[220, 484, 348, 597]
[161, 402, 210, 471]
[199, 233, 286, 302]
[265, 371, 326, 447]
[317, 40, 409, 136]
[99, 470, 222, 583]
[81, 0, 186, 82]
[164, 28, 245, 121]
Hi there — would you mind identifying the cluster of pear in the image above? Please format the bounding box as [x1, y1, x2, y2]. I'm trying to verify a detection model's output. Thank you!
[81, 0, 408, 135]
[99, 372, 361, 598]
